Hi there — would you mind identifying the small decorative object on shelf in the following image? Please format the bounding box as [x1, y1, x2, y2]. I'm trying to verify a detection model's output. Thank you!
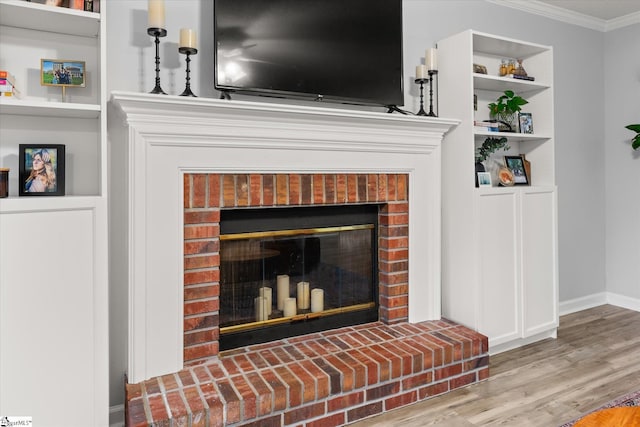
[504, 155, 529, 185]
[40, 59, 86, 102]
[179, 28, 198, 97]
[0, 168, 9, 198]
[498, 166, 515, 186]
[477, 171, 492, 187]
[518, 112, 534, 134]
[18, 144, 66, 196]
[488, 90, 528, 132]
[513, 58, 527, 77]
[425, 48, 438, 117]
[148, 0, 167, 95]
[0, 69, 22, 99]
[475, 136, 509, 187]
[414, 77, 428, 116]
[473, 63, 487, 74]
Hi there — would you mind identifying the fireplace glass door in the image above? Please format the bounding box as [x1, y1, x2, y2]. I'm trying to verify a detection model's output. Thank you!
[219, 205, 379, 350]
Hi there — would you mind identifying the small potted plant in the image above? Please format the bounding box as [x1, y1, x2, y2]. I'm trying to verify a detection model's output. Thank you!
[625, 124, 640, 150]
[488, 90, 528, 132]
[475, 136, 509, 187]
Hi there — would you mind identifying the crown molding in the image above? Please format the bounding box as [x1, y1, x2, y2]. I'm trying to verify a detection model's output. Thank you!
[487, 0, 640, 32]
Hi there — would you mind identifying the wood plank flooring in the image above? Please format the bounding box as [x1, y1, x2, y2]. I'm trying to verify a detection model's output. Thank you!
[350, 304, 640, 426]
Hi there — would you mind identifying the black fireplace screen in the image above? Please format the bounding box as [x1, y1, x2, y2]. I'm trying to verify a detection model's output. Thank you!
[219, 205, 379, 350]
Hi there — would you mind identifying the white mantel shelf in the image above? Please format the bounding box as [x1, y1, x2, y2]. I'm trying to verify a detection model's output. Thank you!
[108, 91, 459, 383]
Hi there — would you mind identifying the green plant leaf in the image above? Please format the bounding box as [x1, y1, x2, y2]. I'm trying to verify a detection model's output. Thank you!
[625, 124, 640, 133]
[633, 134, 640, 150]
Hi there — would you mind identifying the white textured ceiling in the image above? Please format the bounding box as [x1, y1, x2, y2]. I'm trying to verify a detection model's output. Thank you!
[536, 0, 640, 21]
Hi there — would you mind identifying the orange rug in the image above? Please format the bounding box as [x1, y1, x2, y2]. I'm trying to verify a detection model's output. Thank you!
[561, 390, 640, 426]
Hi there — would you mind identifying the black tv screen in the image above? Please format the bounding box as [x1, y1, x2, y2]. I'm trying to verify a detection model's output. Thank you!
[214, 0, 404, 107]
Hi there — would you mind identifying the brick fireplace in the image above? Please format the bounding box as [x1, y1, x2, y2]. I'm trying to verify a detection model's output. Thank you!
[182, 172, 411, 364]
[109, 93, 489, 426]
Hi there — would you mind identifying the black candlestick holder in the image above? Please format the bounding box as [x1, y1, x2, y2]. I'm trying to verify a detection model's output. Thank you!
[178, 47, 197, 97]
[427, 70, 438, 117]
[147, 27, 167, 95]
[414, 78, 428, 116]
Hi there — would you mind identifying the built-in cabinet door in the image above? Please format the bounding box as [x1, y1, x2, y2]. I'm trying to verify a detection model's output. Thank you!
[476, 190, 521, 346]
[521, 188, 559, 336]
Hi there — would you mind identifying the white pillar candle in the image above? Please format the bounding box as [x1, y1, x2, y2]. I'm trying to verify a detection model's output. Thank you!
[297, 281, 310, 310]
[259, 286, 272, 315]
[180, 28, 197, 49]
[148, 0, 165, 29]
[415, 65, 427, 79]
[276, 274, 289, 310]
[283, 297, 297, 317]
[311, 288, 324, 313]
[426, 48, 437, 71]
[255, 296, 268, 321]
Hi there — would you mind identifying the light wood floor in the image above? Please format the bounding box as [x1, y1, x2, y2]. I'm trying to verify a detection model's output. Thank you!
[351, 304, 640, 426]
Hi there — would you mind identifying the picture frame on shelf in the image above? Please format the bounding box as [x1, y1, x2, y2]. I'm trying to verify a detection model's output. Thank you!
[19, 144, 66, 196]
[41, 59, 86, 88]
[477, 172, 492, 187]
[518, 112, 534, 134]
[504, 155, 529, 185]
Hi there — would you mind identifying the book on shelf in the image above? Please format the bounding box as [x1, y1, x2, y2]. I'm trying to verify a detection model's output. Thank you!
[1, 86, 23, 99]
[0, 70, 17, 87]
[506, 74, 535, 81]
[69, 0, 84, 10]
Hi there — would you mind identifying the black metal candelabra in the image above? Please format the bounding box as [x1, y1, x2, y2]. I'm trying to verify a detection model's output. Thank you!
[427, 70, 438, 117]
[147, 27, 167, 94]
[414, 78, 428, 116]
[179, 46, 198, 97]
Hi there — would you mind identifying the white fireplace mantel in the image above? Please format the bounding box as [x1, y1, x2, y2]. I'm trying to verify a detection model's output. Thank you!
[108, 91, 458, 383]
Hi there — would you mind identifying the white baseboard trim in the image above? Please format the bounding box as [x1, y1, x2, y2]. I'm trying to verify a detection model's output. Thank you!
[559, 292, 640, 316]
[559, 292, 607, 316]
[110, 404, 125, 427]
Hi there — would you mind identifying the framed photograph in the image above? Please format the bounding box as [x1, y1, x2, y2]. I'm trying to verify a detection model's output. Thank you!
[504, 155, 529, 185]
[19, 144, 66, 196]
[477, 171, 492, 187]
[41, 59, 86, 87]
[518, 112, 533, 134]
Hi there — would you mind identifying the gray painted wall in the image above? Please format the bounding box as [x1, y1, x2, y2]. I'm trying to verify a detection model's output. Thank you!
[106, 0, 637, 409]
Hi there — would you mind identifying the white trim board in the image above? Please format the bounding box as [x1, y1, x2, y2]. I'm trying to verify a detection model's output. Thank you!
[486, 0, 640, 32]
[560, 292, 640, 316]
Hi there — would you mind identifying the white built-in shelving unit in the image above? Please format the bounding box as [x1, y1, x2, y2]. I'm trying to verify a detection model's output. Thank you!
[0, 0, 108, 424]
[438, 30, 558, 354]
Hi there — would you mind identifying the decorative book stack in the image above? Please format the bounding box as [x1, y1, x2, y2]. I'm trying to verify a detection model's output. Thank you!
[0, 70, 22, 99]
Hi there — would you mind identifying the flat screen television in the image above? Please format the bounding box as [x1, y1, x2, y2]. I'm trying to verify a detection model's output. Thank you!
[214, 0, 404, 107]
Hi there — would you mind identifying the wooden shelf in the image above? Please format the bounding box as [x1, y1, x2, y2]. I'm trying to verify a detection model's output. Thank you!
[0, 0, 99, 37]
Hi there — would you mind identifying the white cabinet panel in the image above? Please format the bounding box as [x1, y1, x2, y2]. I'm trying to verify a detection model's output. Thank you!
[522, 189, 559, 336]
[0, 208, 100, 424]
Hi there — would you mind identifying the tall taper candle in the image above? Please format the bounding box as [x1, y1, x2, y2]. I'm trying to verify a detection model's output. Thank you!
[297, 281, 310, 310]
[283, 297, 297, 317]
[277, 275, 289, 310]
[180, 28, 197, 49]
[311, 288, 324, 313]
[426, 48, 437, 71]
[148, 0, 165, 29]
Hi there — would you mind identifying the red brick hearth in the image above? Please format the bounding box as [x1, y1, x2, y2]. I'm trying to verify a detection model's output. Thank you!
[126, 320, 489, 426]
[125, 173, 489, 426]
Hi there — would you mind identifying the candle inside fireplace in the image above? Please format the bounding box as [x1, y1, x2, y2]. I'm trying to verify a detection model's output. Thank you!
[277, 275, 289, 310]
[297, 281, 310, 310]
[255, 296, 268, 321]
[311, 288, 324, 313]
[259, 286, 272, 315]
[283, 297, 297, 317]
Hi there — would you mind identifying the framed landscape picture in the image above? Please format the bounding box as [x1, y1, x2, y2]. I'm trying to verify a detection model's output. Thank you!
[41, 59, 86, 87]
[19, 144, 66, 196]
